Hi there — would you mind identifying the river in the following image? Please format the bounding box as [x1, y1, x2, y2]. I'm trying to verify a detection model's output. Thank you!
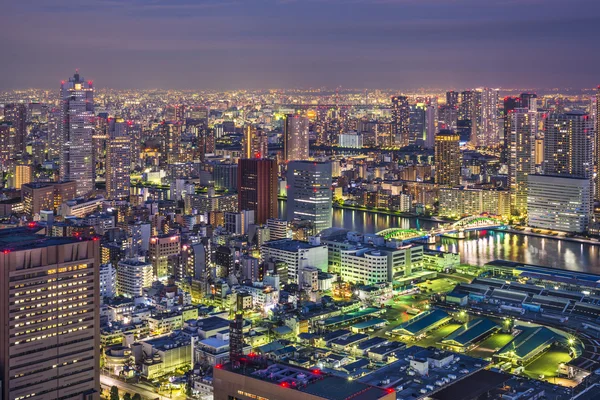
[279, 200, 600, 273]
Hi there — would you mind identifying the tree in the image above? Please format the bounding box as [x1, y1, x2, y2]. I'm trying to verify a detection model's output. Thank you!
[132, 394, 142, 400]
[123, 394, 132, 400]
[110, 386, 119, 400]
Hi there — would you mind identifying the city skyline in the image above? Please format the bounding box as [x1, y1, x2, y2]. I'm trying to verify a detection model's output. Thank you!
[1, 0, 600, 90]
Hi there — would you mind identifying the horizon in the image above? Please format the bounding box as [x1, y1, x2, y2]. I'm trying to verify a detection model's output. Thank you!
[2, 0, 600, 90]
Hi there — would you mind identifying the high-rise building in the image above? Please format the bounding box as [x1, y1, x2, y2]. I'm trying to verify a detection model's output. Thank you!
[543, 112, 593, 179]
[446, 91, 459, 108]
[0, 122, 14, 169]
[470, 88, 499, 147]
[458, 90, 473, 121]
[242, 125, 269, 159]
[520, 93, 538, 111]
[528, 174, 591, 233]
[163, 121, 182, 164]
[238, 158, 278, 224]
[149, 234, 181, 280]
[13, 164, 32, 189]
[286, 161, 332, 234]
[2, 103, 27, 163]
[391, 95, 410, 146]
[408, 103, 426, 146]
[502, 96, 521, 163]
[434, 130, 461, 186]
[0, 230, 100, 400]
[60, 71, 95, 196]
[106, 117, 131, 199]
[596, 86, 600, 200]
[117, 258, 153, 297]
[509, 108, 537, 215]
[283, 114, 309, 162]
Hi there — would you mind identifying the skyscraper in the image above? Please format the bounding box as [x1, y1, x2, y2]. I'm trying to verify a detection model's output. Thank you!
[60, 71, 95, 196]
[543, 112, 593, 179]
[106, 117, 131, 199]
[446, 91, 459, 108]
[0, 229, 100, 400]
[458, 90, 473, 121]
[238, 158, 278, 224]
[434, 130, 461, 186]
[470, 88, 499, 147]
[242, 125, 268, 159]
[509, 108, 537, 215]
[596, 86, 600, 200]
[408, 103, 426, 146]
[286, 161, 333, 234]
[283, 114, 309, 162]
[391, 95, 410, 146]
[2, 103, 27, 163]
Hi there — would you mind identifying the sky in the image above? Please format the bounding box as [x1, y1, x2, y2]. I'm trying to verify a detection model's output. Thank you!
[1, 0, 599, 91]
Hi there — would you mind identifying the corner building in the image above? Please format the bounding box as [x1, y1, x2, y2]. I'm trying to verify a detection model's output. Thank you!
[0, 229, 100, 400]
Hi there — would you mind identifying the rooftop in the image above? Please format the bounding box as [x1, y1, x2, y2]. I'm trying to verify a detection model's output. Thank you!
[393, 309, 451, 336]
[441, 318, 499, 347]
[0, 227, 84, 251]
[263, 239, 325, 252]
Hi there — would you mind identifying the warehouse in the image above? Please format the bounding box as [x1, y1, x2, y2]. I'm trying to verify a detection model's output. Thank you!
[495, 326, 562, 365]
[392, 309, 451, 337]
[440, 318, 500, 352]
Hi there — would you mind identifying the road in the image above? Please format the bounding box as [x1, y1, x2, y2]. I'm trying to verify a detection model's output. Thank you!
[100, 374, 187, 400]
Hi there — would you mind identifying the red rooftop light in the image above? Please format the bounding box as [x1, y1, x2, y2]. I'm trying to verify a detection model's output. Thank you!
[215, 364, 223, 369]
[386, 388, 395, 393]
[280, 382, 289, 388]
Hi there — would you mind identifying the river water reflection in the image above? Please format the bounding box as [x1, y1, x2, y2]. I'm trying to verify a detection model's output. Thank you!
[279, 200, 600, 273]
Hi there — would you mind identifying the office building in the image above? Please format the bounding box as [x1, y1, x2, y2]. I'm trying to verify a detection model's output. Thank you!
[339, 132, 363, 148]
[21, 182, 55, 216]
[13, 164, 32, 189]
[286, 160, 333, 234]
[408, 103, 426, 146]
[391, 95, 410, 146]
[224, 210, 255, 235]
[509, 108, 537, 215]
[434, 130, 461, 186]
[2, 103, 27, 163]
[149, 234, 181, 280]
[446, 91, 459, 108]
[99, 262, 117, 299]
[527, 174, 592, 233]
[261, 237, 328, 283]
[106, 117, 131, 199]
[0, 230, 100, 400]
[117, 259, 153, 297]
[543, 112, 593, 179]
[213, 162, 238, 190]
[60, 71, 95, 196]
[238, 158, 278, 224]
[267, 218, 291, 240]
[242, 125, 268, 159]
[283, 114, 309, 162]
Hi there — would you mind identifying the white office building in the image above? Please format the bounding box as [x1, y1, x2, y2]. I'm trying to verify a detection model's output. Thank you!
[117, 258, 153, 297]
[527, 174, 592, 233]
[286, 161, 333, 234]
[260, 237, 328, 283]
[100, 262, 117, 299]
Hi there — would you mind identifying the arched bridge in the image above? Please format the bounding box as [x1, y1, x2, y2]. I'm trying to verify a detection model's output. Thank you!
[376, 215, 508, 242]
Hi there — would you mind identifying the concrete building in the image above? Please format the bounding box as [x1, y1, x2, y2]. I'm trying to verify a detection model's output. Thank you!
[0, 230, 100, 400]
[339, 132, 363, 148]
[527, 174, 592, 233]
[149, 234, 181, 280]
[21, 182, 54, 216]
[267, 218, 291, 240]
[509, 108, 537, 215]
[224, 210, 255, 235]
[286, 161, 333, 234]
[434, 130, 461, 186]
[438, 188, 510, 218]
[100, 262, 117, 299]
[391, 95, 410, 146]
[106, 117, 131, 199]
[261, 238, 328, 284]
[283, 114, 309, 162]
[117, 258, 153, 297]
[237, 158, 278, 224]
[60, 71, 95, 196]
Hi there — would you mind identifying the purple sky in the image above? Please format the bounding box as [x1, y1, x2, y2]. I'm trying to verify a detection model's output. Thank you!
[1, 0, 599, 90]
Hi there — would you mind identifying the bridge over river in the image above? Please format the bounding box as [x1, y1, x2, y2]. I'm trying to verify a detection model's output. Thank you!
[377, 215, 508, 243]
